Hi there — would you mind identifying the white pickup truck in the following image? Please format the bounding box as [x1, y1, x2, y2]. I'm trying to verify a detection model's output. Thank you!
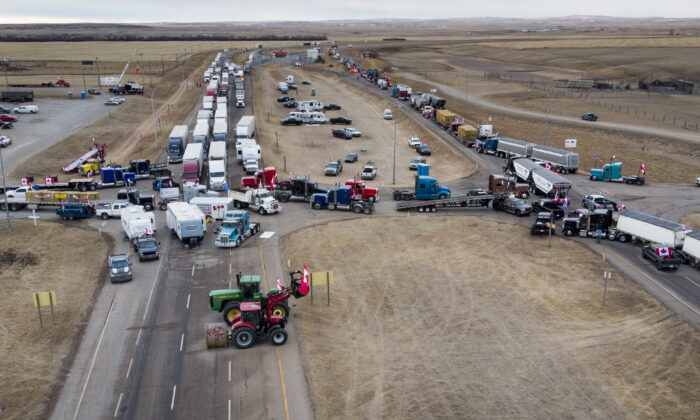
[95, 200, 132, 219]
[228, 188, 281, 215]
[0, 136, 12, 147]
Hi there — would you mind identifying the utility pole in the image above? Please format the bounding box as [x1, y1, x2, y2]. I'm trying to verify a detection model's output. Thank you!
[82, 70, 87, 94]
[544, 96, 549, 146]
[95, 57, 101, 90]
[0, 146, 11, 231]
[393, 109, 397, 185]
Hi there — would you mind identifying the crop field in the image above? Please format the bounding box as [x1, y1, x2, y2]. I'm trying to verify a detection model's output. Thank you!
[283, 216, 700, 419]
[0, 221, 112, 420]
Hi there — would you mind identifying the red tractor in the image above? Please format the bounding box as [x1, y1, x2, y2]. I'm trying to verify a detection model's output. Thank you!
[230, 270, 309, 349]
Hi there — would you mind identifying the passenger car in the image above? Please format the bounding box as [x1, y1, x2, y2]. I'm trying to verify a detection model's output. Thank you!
[0, 106, 10, 113]
[324, 104, 341, 110]
[581, 113, 598, 121]
[345, 153, 358, 163]
[330, 116, 352, 124]
[0, 114, 18, 123]
[108, 254, 133, 283]
[418, 144, 431, 155]
[409, 156, 426, 170]
[281, 116, 303, 126]
[277, 96, 292, 103]
[104, 98, 121, 106]
[283, 100, 297, 108]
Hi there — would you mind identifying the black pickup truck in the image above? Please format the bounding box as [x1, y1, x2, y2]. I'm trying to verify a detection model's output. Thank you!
[641, 244, 682, 270]
[117, 189, 155, 211]
[332, 128, 353, 139]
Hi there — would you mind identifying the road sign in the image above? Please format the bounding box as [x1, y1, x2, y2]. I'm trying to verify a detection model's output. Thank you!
[594, 155, 600, 160]
[33, 291, 57, 307]
[565, 139, 577, 148]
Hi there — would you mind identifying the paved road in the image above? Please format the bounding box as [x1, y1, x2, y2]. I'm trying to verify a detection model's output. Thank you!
[1, 98, 112, 174]
[399, 73, 700, 145]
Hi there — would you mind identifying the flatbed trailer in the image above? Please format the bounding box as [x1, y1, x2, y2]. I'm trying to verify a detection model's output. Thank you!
[395, 194, 501, 212]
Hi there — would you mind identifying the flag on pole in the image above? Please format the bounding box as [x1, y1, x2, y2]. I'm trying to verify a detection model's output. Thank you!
[544, 162, 552, 170]
[640, 163, 646, 174]
[298, 264, 310, 295]
[562, 196, 568, 210]
[136, 66, 140, 74]
[276, 276, 285, 290]
[271, 174, 277, 190]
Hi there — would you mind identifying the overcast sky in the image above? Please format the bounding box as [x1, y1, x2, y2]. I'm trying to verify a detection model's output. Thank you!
[7, 1, 700, 23]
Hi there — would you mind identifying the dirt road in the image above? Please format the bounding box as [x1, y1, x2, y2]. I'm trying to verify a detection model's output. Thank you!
[283, 216, 700, 419]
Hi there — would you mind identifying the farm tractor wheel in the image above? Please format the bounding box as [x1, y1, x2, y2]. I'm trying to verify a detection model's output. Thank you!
[233, 326, 256, 349]
[222, 302, 241, 325]
[269, 326, 288, 346]
[271, 302, 289, 318]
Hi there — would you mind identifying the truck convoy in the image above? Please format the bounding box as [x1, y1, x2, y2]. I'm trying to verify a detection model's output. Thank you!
[615, 210, 688, 247]
[166, 201, 207, 249]
[168, 125, 189, 163]
[590, 162, 645, 185]
[228, 188, 281, 215]
[215, 210, 260, 248]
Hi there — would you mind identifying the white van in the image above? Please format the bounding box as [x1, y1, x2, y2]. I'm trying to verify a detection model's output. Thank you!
[383, 109, 393, 120]
[278, 82, 288, 93]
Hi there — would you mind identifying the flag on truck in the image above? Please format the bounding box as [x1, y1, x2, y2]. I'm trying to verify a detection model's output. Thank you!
[655, 247, 671, 259]
[562, 197, 568, 210]
[640, 162, 646, 174]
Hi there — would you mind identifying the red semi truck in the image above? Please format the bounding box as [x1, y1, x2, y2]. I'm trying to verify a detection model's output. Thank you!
[345, 179, 378, 202]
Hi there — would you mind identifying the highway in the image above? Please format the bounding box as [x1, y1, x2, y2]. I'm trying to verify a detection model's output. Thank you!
[43, 49, 700, 420]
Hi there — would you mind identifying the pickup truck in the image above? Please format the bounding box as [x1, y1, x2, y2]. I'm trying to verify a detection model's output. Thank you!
[132, 235, 160, 261]
[325, 161, 343, 176]
[641, 244, 681, 270]
[332, 128, 354, 139]
[0, 135, 11, 147]
[531, 212, 556, 235]
[492, 197, 532, 216]
[361, 165, 377, 180]
[95, 200, 131, 219]
[582, 194, 617, 211]
[56, 204, 96, 220]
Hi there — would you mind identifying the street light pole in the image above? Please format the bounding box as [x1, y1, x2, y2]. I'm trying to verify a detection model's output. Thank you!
[151, 84, 171, 148]
[0, 146, 12, 231]
[544, 95, 549, 146]
[393, 108, 397, 185]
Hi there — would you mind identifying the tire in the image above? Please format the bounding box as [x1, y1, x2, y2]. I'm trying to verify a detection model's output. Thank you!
[160, 202, 167, 211]
[430, 206, 437, 213]
[280, 184, 289, 191]
[89, 184, 97, 191]
[363, 206, 371, 214]
[101, 213, 109, 220]
[271, 302, 289, 318]
[418, 207, 424, 213]
[439, 194, 446, 199]
[145, 204, 153, 211]
[515, 210, 521, 216]
[353, 204, 362, 213]
[618, 234, 629, 243]
[636, 179, 643, 185]
[9, 203, 18, 211]
[79, 184, 87, 192]
[607, 233, 616, 241]
[563, 228, 574, 237]
[625, 179, 633, 185]
[367, 196, 375, 202]
[258, 207, 266, 215]
[591, 175, 598, 181]
[641, 250, 647, 259]
[235, 238, 241, 248]
[312, 202, 321, 210]
[222, 302, 241, 325]
[269, 326, 288, 346]
[235, 201, 242, 209]
[519, 191, 529, 199]
[233, 326, 256, 349]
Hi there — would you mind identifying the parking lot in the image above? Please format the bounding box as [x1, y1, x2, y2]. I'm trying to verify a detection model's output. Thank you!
[1, 97, 112, 174]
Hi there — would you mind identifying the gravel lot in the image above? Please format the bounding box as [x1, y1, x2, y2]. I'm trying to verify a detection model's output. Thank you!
[1, 97, 112, 175]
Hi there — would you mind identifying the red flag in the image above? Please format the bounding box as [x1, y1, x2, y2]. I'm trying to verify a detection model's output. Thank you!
[298, 264, 310, 295]
[136, 66, 140, 74]
[271, 174, 277, 189]
[640, 163, 646, 175]
[276, 276, 285, 290]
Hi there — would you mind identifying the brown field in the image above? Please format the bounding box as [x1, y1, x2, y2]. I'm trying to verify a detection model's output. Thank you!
[252, 64, 475, 187]
[11, 51, 213, 181]
[283, 216, 700, 419]
[681, 213, 700, 229]
[0, 221, 112, 420]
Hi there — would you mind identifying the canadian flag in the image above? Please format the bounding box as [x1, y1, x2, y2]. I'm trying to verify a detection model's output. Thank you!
[276, 276, 285, 290]
[562, 196, 569, 210]
[144, 227, 154, 236]
[45, 177, 54, 185]
[136, 66, 140, 74]
[618, 204, 627, 211]
[271, 174, 277, 189]
[655, 247, 671, 259]
[640, 163, 646, 175]
[21, 178, 28, 186]
[298, 264, 310, 295]
[544, 162, 552, 170]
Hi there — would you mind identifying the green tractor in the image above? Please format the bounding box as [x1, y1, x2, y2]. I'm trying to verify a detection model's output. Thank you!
[209, 273, 290, 325]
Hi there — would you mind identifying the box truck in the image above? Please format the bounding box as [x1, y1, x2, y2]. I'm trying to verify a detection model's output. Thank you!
[236, 116, 255, 139]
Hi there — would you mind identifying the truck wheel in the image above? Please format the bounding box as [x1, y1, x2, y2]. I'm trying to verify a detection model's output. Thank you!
[271, 302, 289, 318]
[9, 203, 17, 211]
[515, 210, 521, 216]
[312, 202, 321, 209]
[353, 204, 362, 213]
[367, 196, 375, 202]
[258, 207, 266, 215]
[590, 175, 598, 181]
[89, 184, 97, 191]
[222, 302, 241, 325]
[563, 228, 574, 237]
[418, 207, 424, 213]
[145, 204, 153, 211]
[79, 184, 88, 192]
[269, 327, 288, 346]
[607, 233, 616, 241]
[363, 206, 372, 214]
[101, 213, 109, 220]
[235, 238, 241, 248]
[439, 194, 446, 199]
[618, 234, 629, 243]
[641, 250, 647, 259]
[430, 206, 437, 212]
[233, 326, 256, 349]
[160, 202, 167, 211]
[636, 179, 643, 185]
[235, 201, 242, 208]
[519, 191, 529, 199]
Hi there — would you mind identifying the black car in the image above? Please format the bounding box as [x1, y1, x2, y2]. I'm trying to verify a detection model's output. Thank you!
[531, 199, 565, 219]
[330, 116, 352, 124]
[345, 153, 358, 163]
[531, 212, 556, 235]
[277, 96, 292, 103]
[281, 116, 303, 126]
[152, 176, 179, 191]
[418, 144, 431, 155]
[581, 113, 598, 121]
[324, 104, 341, 111]
[0, 122, 13, 130]
[283, 100, 297, 108]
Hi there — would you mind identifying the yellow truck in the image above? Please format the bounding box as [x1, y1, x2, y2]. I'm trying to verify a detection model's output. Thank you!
[457, 124, 478, 143]
[78, 159, 102, 176]
[435, 110, 456, 128]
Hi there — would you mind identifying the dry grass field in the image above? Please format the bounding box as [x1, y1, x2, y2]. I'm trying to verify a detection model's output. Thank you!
[0, 221, 112, 420]
[681, 213, 700, 229]
[283, 216, 700, 419]
[252, 64, 474, 187]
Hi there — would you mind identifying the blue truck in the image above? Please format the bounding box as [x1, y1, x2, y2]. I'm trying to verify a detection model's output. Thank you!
[392, 165, 451, 201]
[56, 203, 96, 220]
[475, 137, 499, 155]
[310, 186, 374, 214]
[215, 210, 261, 248]
[590, 162, 645, 185]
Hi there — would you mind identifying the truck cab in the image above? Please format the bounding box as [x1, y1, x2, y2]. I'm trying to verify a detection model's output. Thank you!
[241, 167, 277, 189]
[415, 176, 450, 200]
[590, 163, 621, 181]
[488, 174, 529, 199]
[117, 189, 154, 211]
[215, 210, 259, 248]
[345, 179, 378, 202]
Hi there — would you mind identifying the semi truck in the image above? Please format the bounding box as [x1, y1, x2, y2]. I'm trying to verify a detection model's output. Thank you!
[241, 167, 277, 190]
[530, 145, 579, 174]
[228, 188, 281, 215]
[488, 174, 530, 199]
[166, 201, 207, 249]
[344, 179, 378, 202]
[128, 159, 170, 180]
[475, 137, 498, 154]
[116, 189, 155, 211]
[615, 210, 688, 247]
[590, 162, 645, 185]
[236, 116, 255, 139]
[392, 165, 451, 201]
[215, 210, 260, 248]
[562, 209, 616, 239]
[213, 120, 227, 143]
[182, 143, 205, 184]
[311, 186, 374, 214]
[208, 159, 227, 191]
[1, 188, 99, 211]
[274, 177, 327, 202]
[168, 125, 189, 163]
[495, 137, 534, 158]
[190, 196, 234, 220]
[121, 206, 157, 240]
[681, 231, 700, 268]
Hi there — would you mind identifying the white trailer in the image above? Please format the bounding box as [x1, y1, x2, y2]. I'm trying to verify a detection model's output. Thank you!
[512, 158, 541, 182]
[208, 141, 227, 161]
[192, 121, 210, 147]
[121, 206, 156, 240]
[189, 196, 233, 220]
[616, 210, 688, 247]
[236, 116, 255, 139]
[197, 109, 213, 121]
[682, 231, 700, 268]
[166, 201, 207, 248]
[496, 137, 534, 158]
[228, 188, 281, 215]
[530, 167, 572, 197]
[213, 120, 227, 143]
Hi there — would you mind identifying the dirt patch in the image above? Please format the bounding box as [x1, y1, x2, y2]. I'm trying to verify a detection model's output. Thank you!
[0, 220, 112, 420]
[680, 212, 700, 229]
[252, 64, 474, 187]
[283, 216, 700, 419]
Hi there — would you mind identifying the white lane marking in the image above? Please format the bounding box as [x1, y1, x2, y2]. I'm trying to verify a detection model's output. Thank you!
[73, 294, 117, 420]
[179, 334, 185, 352]
[143, 249, 167, 321]
[186, 293, 191, 309]
[228, 399, 231, 420]
[135, 329, 142, 346]
[684, 276, 700, 289]
[170, 385, 177, 410]
[229, 263, 232, 275]
[191, 264, 195, 277]
[228, 360, 231, 382]
[126, 358, 134, 378]
[113, 392, 123, 418]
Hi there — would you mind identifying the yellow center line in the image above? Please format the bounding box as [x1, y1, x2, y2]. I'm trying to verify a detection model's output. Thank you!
[259, 238, 291, 420]
[603, 246, 700, 317]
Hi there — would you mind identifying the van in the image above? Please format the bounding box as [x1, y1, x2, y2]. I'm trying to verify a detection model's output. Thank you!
[278, 82, 288, 93]
[383, 109, 393, 120]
